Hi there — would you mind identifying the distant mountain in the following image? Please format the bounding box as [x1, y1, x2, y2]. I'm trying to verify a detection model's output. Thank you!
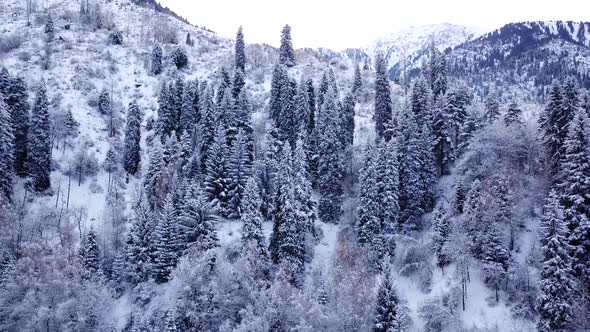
[445, 21, 590, 100]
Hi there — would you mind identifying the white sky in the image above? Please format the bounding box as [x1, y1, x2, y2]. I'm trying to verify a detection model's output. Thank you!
[160, 0, 590, 50]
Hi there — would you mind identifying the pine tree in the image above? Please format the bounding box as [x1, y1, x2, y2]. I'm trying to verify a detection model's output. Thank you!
[269, 145, 306, 286]
[5, 76, 29, 176]
[454, 179, 466, 215]
[432, 205, 451, 272]
[81, 229, 101, 280]
[293, 82, 309, 134]
[172, 78, 184, 135]
[143, 143, 167, 210]
[484, 92, 501, 124]
[556, 110, 590, 283]
[540, 82, 573, 182]
[126, 203, 156, 285]
[179, 185, 219, 252]
[537, 190, 576, 332]
[232, 67, 246, 100]
[123, 100, 142, 175]
[203, 127, 230, 216]
[179, 80, 198, 135]
[241, 177, 265, 252]
[410, 77, 432, 123]
[357, 145, 383, 246]
[374, 53, 393, 141]
[432, 95, 454, 176]
[277, 77, 297, 148]
[151, 45, 163, 75]
[235, 26, 246, 73]
[98, 88, 111, 115]
[0, 99, 14, 201]
[341, 92, 356, 147]
[153, 197, 181, 283]
[374, 262, 405, 332]
[377, 139, 400, 246]
[269, 65, 287, 122]
[504, 101, 523, 125]
[352, 63, 362, 94]
[29, 82, 51, 192]
[227, 130, 253, 219]
[317, 87, 344, 224]
[482, 223, 509, 302]
[279, 25, 295, 67]
[429, 46, 448, 98]
[157, 83, 175, 140]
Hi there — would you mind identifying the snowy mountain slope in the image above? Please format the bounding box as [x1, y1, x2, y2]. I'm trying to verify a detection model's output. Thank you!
[445, 21, 590, 99]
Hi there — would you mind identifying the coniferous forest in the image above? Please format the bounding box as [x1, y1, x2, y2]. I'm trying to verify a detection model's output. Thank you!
[1, 0, 590, 331]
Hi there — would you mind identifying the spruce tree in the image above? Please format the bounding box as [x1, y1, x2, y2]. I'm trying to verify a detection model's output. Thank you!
[81, 229, 101, 280]
[341, 92, 356, 147]
[232, 68, 246, 99]
[410, 77, 432, 122]
[29, 82, 51, 192]
[179, 80, 198, 135]
[0, 99, 14, 200]
[227, 130, 253, 219]
[151, 45, 163, 75]
[357, 145, 382, 246]
[352, 63, 362, 95]
[317, 87, 344, 224]
[197, 85, 216, 173]
[143, 143, 166, 210]
[537, 190, 576, 332]
[126, 203, 156, 284]
[484, 92, 501, 124]
[124, 100, 142, 175]
[5, 76, 29, 176]
[482, 223, 509, 302]
[157, 83, 175, 140]
[203, 127, 230, 216]
[279, 25, 295, 67]
[153, 197, 181, 283]
[269, 65, 287, 122]
[432, 205, 451, 272]
[377, 139, 400, 246]
[374, 53, 392, 141]
[241, 177, 265, 251]
[374, 262, 405, 332]
[98, 88, 111, 115]
[454, 179, 466, 215]
[235, 26, 246, 73]
[432, 95, 453, 176]
[556, 110, 590, 283]
[178, 184, 218, 252]
[504, 101, 523, 125]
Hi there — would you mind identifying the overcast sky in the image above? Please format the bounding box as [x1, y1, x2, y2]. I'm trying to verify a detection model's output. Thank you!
[160, 0, 590, 50]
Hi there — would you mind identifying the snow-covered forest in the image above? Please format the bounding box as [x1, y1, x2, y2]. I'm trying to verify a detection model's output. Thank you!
[0, 0, 590, 331]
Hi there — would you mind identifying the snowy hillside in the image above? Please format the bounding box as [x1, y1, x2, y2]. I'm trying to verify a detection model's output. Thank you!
[1, 0, 590, 331]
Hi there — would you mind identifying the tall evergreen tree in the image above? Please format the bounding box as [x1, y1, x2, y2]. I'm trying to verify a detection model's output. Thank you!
[28, 82, 51, 191]
[482, 223, 510, 302]
[227, 130, 253, 219]
[124, 100, 142, 175]
[352, 63, 362, 95]
[153, 197, 181, 283]
[504, 101, 523, 125]
[410, 77, 432, 122]
[279, 25, 295, 67]
[537, 191, 576, 332]
[151, 45, 163, 75]
[5, 77, 29, 176]
[235, 26, 246, 73]
[374, 262, 405, 332]
[432, 95, 454, 176]
[0, 99, 14, 200]
[179, 185, 219, 252]
[556, 110, 590, 285]
[317, 87, 344, 224]
[432, 205, 451, 272]
[341, 92, 356, 147]
[126, 202, 156, 284]
[374, 53, 393, 141]
[357, 144, 382, 246]
[241, 177, 265, 251]
[484, 92, 501, 124]
[143, 143, 167, 210]
[203, 127, 230, 216]
[157, 83, 175, 140]
[179, 80, 198, 135]
[81, 229, 101, 280]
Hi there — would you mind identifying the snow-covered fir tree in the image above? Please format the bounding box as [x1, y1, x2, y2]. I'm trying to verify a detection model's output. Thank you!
[4, 76, 29, 176]
[235, 26, 246, 73]
[317, 87, 344, 224]
[153, 196, 182, 283]
[123, 99, 142, 175]
[204, 126, 230, 216]
[504, 101, 523, 125]
[374, 53, 393, 141]
[81, 228, 101, 280]
[279, 24, 295, 67]
[374, 261, 407, 332]
[28, 82, 51, 192]
[0, 99, 14, 200]
[227, 130, 253, 218]
[537, 190, 576, 332]
[151, 44, 163, 75]
[240, 177, 265, 251]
